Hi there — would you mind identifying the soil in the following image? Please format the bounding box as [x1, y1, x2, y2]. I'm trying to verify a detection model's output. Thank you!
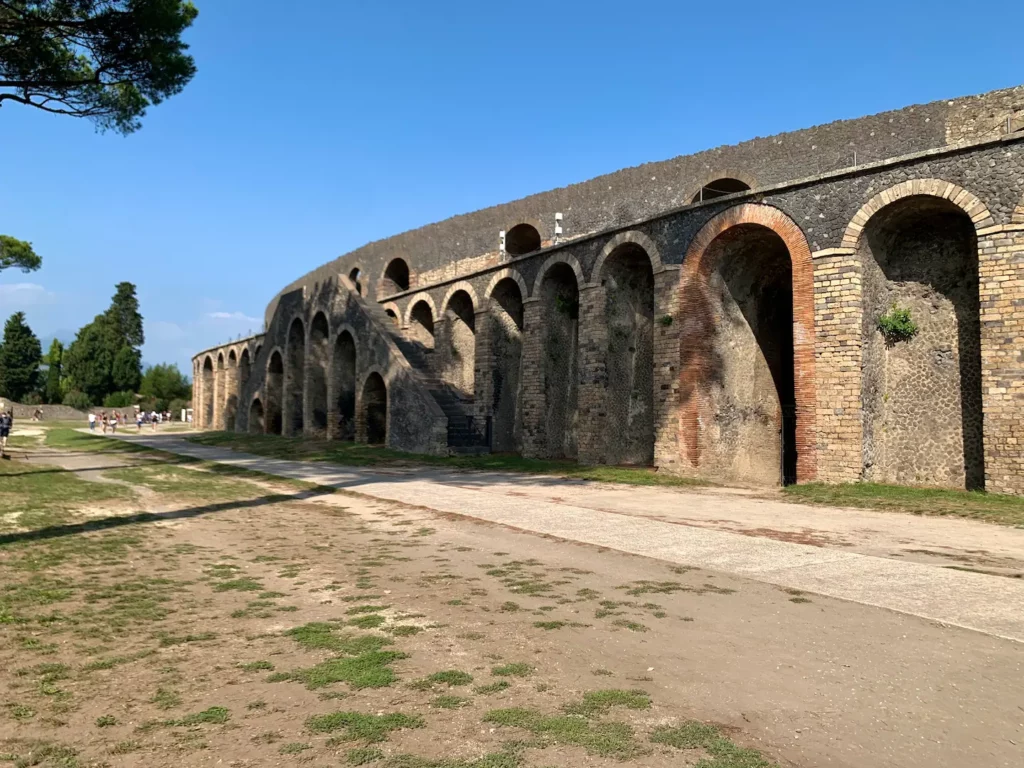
[1, 449, 1022, 768]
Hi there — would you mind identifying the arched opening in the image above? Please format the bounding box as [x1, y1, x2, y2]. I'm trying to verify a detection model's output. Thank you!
[239, 348, 251, 391]
[333, 331, 356, 441]
[215, 353, 225, 429]
[408, 300, 435, 351]
[284, 318, 305, 436]
[362, 372, 387, 445]
[440, 290, 476, 398]
[685, 224, 797, 485]
[308, 312, 330, 436]
[266, 351, 284, 435]
[225, 350, 239, 432]
[201, 356, 214, 428]
[691, 178, 751, 203]
[600, 244, 655, 466]
[488, 278, 524, 453]
[349, 267, 364, 296]
[505, 223, 542, 256]
[248, 398, 265, 434]
[540, 263, 580, 459]
[385, 308, 400, 327]
[382, 258, 410, 294]
[860, 196, 983, 490]
[254, 344, 263, 360]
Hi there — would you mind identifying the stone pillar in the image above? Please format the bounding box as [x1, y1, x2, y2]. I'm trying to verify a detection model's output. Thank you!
[225, 361, 239, 431]
[473, 307, 493, 446]
[519, 299, 545, 457]
[354, 385, 367, 444]
[576, 284, 607, 465]
[192, 360, 201, 429]
[978, 225, 1024, 495]
[652, 267, 681, 470]
[810, 249, 864, 483]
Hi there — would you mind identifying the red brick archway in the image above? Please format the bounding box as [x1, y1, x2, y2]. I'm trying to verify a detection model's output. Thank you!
[678, 204, 817, 483]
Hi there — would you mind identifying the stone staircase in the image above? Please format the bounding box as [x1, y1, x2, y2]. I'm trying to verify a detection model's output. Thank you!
[362, 300, 485, 451]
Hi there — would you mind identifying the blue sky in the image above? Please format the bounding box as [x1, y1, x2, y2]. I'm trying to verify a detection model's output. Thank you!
[2, 0, 1022, 375]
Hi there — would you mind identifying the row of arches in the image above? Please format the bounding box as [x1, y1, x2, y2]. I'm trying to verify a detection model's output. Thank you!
[198, 345, 256, 432]
[255, 317, 389, 445]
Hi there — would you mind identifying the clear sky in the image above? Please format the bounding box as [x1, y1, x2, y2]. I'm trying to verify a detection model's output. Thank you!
[2, 0, 1022, 375]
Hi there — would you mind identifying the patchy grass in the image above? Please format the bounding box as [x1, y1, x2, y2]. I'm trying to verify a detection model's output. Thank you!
[173, 706, 231, 725]
[188, 432, 708, 489]
[432, 694, 471, 709]
[422, 670, 473, 687]
[305, 710, 424, 742]
[273, 650, 408, 690]
[651, 721, 779, 767]
[783, 482, 1024, 527]
[562, 689, 651, 717]
[475, 680, 511, 695]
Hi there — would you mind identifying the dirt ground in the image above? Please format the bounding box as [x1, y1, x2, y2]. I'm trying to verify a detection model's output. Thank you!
[1, 443, 1022, 768]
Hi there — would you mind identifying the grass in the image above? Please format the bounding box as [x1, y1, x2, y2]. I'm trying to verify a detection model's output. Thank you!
[238, 660, 275, 672]
[562, 689, 651, 717]
[274, 650, 408, 690]
[103, 463, 261, 501]
[651, 721, 778, 767]
[305, 710, 424, 742]
[483, 707, 643, 759]
[188, 432, 707, 489]
[286, 622, 391, 654]
[422, 669, 473, 687]
[783, 482, 1024, 526]
[475, 680, 511, 695]
[432, 694, 470, 709]
[173, 706, 230, 725]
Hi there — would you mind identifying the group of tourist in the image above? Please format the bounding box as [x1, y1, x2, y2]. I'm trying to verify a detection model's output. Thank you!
[87, 409, 174, 433]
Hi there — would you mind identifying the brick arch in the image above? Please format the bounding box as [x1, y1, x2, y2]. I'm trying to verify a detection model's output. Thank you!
[378, 257, 414, 299]
[841, 179, 996, 249]
[590, 230, 664, 284]
[381, 301, 403, 326]
[678, 203, 817, 482]
[403, 293, 438, 327]
[687, 168, 758, 204]
[440, 281, 480, 315]
[227, 348, 237, 365]
[532, 253, 586, 296]
[484, 268, 529, 302]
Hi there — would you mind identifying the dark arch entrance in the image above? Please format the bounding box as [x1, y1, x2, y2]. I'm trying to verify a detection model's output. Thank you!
[382, 258, 410, 294]
[308, 313, 330, 436]
[692, 178, 751, 203]
[333, 331, 356, 440]
[248, 398, 265, 434]
[408, 300, 435, 351]
[441, 290, 476, 398]
[201, 356, 214, 428]
[488, 278, 524, 453]
[225, 350, 239, 431]
[540, 263, 579, 459]
[349, 267, 363, 296]
[284, 318, 305, 436]
[506, 223, 541, 255]
[860, 196, 983, 490]
[266, 351, 284, 435]
[362, 372, 387, 445]
[600, 243, 655, 466]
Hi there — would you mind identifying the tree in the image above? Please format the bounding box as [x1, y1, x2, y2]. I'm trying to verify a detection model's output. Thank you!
[139, 362, 189, 409]
[64, 282, 144, 403]
[0, 311, 42, 401]
[0, 234, 41, 272]
[0, 1, 199, 134]
[111, 344, 141, 391]
[44, 338, 63, 404]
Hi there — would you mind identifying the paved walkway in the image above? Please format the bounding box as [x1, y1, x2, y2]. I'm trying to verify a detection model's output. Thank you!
[102, 432, 1024, 643]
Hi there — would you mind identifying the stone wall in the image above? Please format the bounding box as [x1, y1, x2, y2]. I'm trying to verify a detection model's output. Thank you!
[195, 87, 1024, 495]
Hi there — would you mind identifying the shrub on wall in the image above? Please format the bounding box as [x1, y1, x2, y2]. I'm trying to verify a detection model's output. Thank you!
[877, 304, 918, 346]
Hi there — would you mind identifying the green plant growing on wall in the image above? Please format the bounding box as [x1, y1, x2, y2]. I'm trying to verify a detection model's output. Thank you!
[658, 315, 673, 327]
[877, 304, 918, 346]
[555, 295, 579, 319]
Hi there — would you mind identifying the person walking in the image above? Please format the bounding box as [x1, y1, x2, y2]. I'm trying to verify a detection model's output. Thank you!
[0, 409, 12, 459]
[88, 412, 96, 431]
[111, 411, 119, 434]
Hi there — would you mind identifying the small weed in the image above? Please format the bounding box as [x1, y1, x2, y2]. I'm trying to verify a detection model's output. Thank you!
[7, 703, 36, 721]
[498, 602, 520, 613]
[612, 619, 649, 633]
[279, 742, 312, 754]
[386, 625, 422, 637]
[151, 687, 182, 710]
[247, 700, 268, 711]
[424, 670, 473, 687]
[432, 694, 470, 709]
[484, 707, 643, 759]
[110, 740, 141, 754]
[475, 680, 511, 695]
[592, 668, 613, 677]
[96, 714, 117, 727]
[213, 578, 263, 593]
[347, 747, 385, 765]
[492, 663, 532, 678]
[173, 706, 230, 726]
[651, 721, 778, 767]
[279, 651, 407, 690]
[350, 614, 386, 629]
[563, 689, 651, 717]
[239, 660, 275, 672]
[345, 604, 388, 615]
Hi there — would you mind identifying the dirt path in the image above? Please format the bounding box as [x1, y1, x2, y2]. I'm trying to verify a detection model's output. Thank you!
[3, 447, 1023, 768]
[106, 433, 1024, 643]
